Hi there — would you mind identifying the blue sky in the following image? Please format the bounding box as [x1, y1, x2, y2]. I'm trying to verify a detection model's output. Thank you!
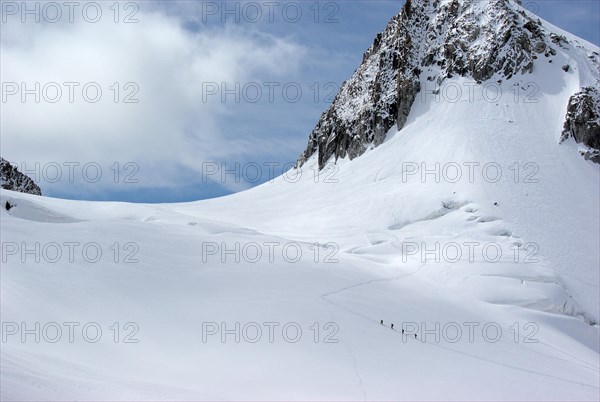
[1, 0, 598, 203]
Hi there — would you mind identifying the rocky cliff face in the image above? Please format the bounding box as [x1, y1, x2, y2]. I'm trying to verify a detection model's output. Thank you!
[0, 157, 42, 196]
[296, 0, 599, 169]
[561, 87, 600, 163]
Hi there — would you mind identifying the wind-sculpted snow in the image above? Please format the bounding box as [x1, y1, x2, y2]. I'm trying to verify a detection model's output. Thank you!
[296, 0, 600, 169]
[2, 185, 598, 399]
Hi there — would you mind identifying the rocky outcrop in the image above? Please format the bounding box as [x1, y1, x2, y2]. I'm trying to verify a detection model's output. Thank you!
[561, 87, 600, 163]
[297, 2, 421, 169]
[0, 157, 42, 195]
[296, 0, 562, 169]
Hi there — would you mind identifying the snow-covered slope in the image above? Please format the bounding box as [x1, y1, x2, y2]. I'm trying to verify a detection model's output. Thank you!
[2, 79, 599, 399]
[1, 0, 599, 400]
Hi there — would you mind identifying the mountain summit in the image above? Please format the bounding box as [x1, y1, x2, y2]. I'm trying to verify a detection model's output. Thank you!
[296, 0, 600, 168]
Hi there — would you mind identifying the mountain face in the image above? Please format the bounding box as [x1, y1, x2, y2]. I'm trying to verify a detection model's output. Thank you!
[296, 0, 600, 168]
[561, 87, 600, 162]
[0, 157, 42, 196]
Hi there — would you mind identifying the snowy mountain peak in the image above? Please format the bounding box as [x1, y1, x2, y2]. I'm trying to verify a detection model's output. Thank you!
[296, 0, 600, 169]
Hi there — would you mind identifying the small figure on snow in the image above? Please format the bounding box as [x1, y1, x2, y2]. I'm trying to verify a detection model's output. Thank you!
[391, 323, 394, 330]
[414, 333, 417, 339]
[493, 202, 499, 206]
[402, 329, 405, 334]
[5, 201, 12, 211]
[380, 319, 384, 325]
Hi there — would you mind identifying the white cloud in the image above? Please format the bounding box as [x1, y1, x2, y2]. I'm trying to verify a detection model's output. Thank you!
[1, 4, 307, 193]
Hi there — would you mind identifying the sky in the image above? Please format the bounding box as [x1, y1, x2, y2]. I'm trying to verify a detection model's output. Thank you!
[1, 0, 599, 203]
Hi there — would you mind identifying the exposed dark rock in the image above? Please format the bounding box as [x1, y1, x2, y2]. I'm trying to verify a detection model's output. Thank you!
[561, 87, 600, 163]
[533, 41, 547, 53]
[582, 150, 600, 163]
[550, 32, 569, 47]
[0, 157, 42, 195]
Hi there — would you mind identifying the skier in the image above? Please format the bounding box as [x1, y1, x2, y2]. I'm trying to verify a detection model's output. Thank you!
[391, 323, 394, 330]
[380, 319, 384, 325]
[414, 333, 417, 339]
[402, 329, 405, 334]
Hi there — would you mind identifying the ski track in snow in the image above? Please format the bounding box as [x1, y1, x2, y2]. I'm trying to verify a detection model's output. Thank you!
[322, 275, 599, 391]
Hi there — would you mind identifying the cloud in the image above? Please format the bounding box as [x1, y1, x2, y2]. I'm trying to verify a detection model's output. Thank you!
[1, 3, 307, 194]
